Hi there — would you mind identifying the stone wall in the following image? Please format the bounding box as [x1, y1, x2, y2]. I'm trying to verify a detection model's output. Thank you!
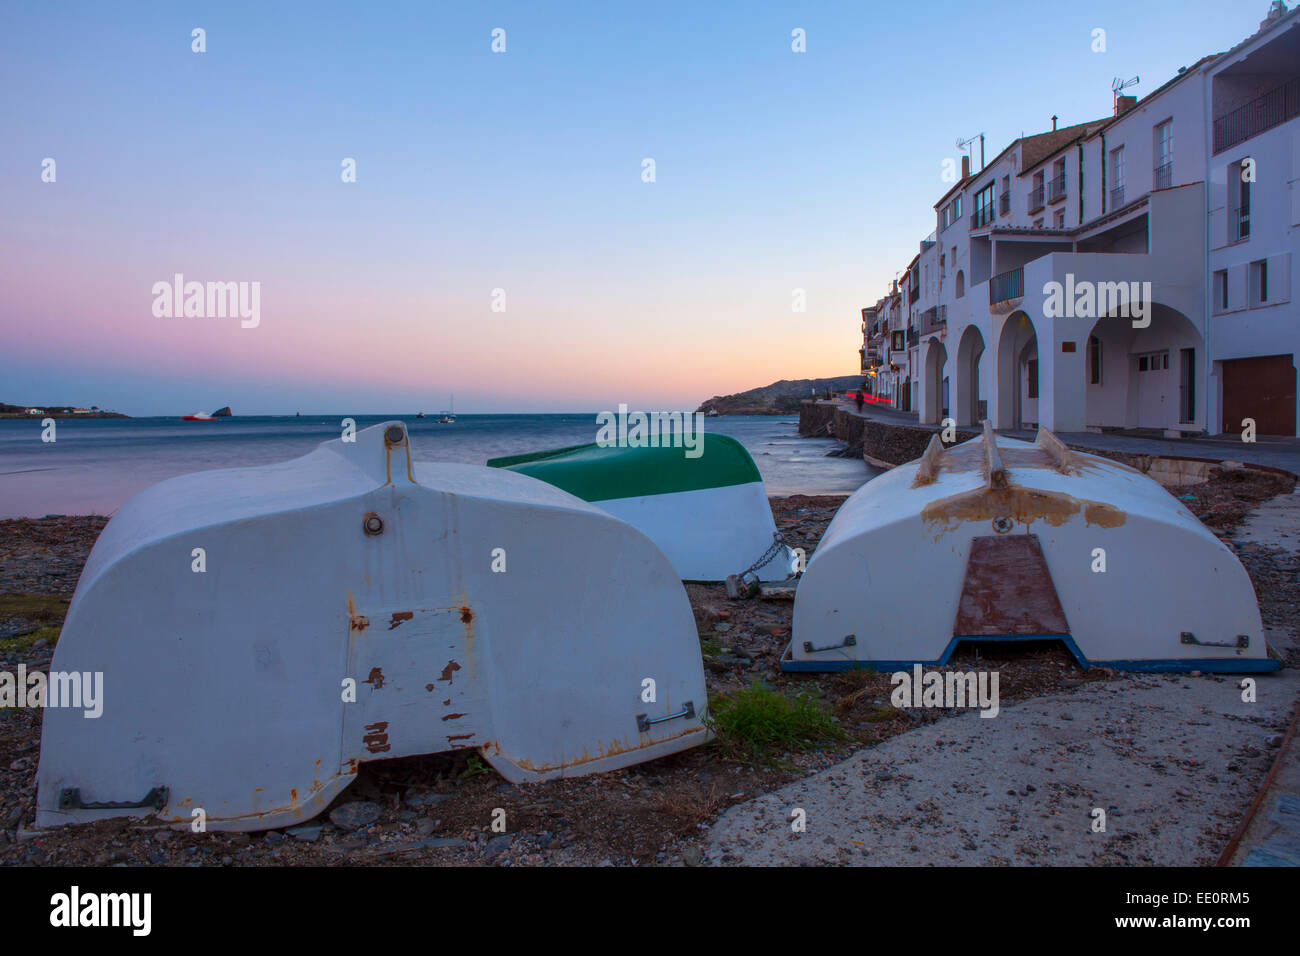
[798, 401, 978, 468]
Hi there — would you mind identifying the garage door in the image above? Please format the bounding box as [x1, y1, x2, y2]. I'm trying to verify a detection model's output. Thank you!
[1222, 355, 1296, 436]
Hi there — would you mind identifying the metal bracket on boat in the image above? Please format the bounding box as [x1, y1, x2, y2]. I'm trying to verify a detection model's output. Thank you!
[58, 786, 169, 812]
[803, 634, 857, 654]
[1180, 632, 1249, 650]
[637, 702, 695, 733]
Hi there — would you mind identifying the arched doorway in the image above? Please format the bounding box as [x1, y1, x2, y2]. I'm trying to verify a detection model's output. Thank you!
[997, 311, 1038, 430]
[955, 325, 985, 426]
[1084, 303, 1205, 431]
[923, 338, 948, 424]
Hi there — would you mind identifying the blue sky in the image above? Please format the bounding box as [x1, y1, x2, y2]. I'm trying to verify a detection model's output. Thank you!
[0, 0, 1267, 414]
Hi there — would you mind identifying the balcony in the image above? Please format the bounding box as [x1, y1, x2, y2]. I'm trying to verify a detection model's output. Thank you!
[1153, 161, 1172, 190]
[906, 326, 919, 348]
[1213, 75, 1300, 154]
[1027, 184, 1045, 213]
[1047, 174, 1066, 203]
[999, 192, 1010, 216]
[989, 266, 1024, 304]
[970, 203, 996, 230]
[1109, 185, 1125, 209]
[919, 305, 947, 335]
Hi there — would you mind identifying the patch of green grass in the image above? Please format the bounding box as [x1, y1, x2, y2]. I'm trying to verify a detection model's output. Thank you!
[459, 754, 494, 779]
[0, 593, 69, 621]
[705, 681, 846, 767]
[0, 625, 61, 654]
[699, 635, 722, 659]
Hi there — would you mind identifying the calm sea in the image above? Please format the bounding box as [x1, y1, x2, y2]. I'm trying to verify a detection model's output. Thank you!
[0, 414, 873, 519]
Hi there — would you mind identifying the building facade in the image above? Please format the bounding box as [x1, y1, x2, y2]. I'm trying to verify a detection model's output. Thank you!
[859, 2, 1300, 436]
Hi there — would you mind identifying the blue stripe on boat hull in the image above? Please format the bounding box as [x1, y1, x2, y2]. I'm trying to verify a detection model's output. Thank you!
[779, 633, 1282, 674]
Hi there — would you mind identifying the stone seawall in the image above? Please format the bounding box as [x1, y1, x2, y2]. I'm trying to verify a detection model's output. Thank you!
[798, 401, 978, 468]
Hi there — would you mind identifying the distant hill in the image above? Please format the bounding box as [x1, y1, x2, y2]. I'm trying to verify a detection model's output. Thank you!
[696, 376, 862, 416]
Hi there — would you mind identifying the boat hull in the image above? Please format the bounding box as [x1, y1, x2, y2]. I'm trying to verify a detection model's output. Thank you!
[37, 422, 708, 831]
[786, 428, 1278, 673]
[488, 434, 792, 582]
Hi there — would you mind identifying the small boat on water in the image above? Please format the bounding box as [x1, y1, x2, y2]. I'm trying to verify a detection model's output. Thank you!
[37, 422, 708, 832]
[436, 395, 455, 423]
[182, 411, 215, 421]
[488, 434, 794, 582]
[784, 423, 1279, 674]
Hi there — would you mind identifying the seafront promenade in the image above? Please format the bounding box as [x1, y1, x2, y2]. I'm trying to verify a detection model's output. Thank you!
[806, 398, 1300, 476]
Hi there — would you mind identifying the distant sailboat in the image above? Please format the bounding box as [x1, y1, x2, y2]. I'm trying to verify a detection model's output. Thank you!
[436, 395, 455, 424]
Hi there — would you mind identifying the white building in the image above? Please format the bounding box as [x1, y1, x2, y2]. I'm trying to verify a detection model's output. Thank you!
[864, 1, 1300, 437]
[1206, 2, 1300, 436]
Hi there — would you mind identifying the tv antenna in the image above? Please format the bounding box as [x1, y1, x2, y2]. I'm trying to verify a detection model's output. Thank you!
[956, 133, 985, 171]
[1112, 75, 1139, 104]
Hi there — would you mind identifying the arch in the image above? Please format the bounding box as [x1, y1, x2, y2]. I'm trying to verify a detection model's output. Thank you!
[955, 271, 965, 299]
[922, 337, 948, 425]
[955, 324, 985, 426]
[996, 311, 1038, 429]
[1083, 303, 1205, 431]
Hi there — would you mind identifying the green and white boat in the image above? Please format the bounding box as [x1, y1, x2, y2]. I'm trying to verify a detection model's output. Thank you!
[489, 434, 792, 583]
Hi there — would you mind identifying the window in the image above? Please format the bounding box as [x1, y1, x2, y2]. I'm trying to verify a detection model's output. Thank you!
[1089, 335, 1102, 385]
[1109, 146, 1126, 208]
[1029, 170, 1045, 211]
[1154, 120, 1173, 188]
[940, 195, 964, 231]
[1000, 174, 1011, 215]
[973, 183, 995, 226]
[1232, 159, 1251, 240]
[1214, 269, 1229, 311]
[1049, 159, 1066, 202]
[1180, 348, 1195, 423]
[956, 271, 965, 298]
[1054, 209, 1066, 228]
[1027, 359, 1039, 399]
[1251, 259, 1269, 305]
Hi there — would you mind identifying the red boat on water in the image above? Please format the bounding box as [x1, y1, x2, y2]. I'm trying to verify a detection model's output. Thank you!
[182, 406, 230, 421]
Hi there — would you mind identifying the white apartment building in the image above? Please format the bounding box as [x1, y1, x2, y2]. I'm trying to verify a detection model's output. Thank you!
[861, 1, 1299, 436]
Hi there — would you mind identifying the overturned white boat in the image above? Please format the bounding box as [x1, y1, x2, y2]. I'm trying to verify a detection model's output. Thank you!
[38, 422, 708, 832]
[786, 423, 1278, 674]
[488, 434, 794, 582]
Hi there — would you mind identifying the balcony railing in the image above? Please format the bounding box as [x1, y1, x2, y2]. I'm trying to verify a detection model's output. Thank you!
[906, 326, 919, 348]
[1213, 75, 1300, 153]
[999, 192, 1010, 216]
[919, 305, 947, 335]
[1047, 174, 1066, 203]
[1109, 185, 1125, 209]
[970, 203, 996, 229]
[1027, 184, 1045, 213]
[1153, 161, 1172, 190]
[909, 285, 920, 305]
[989, 266, 1024, 304]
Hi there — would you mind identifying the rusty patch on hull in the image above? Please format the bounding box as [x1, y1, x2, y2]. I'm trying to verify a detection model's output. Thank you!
[441, 712, 467, 721]
[363, 667, 385, 689]
[460, 606, 474, 624]
[507, 725, 707, 774]
[363, 721, 391, 754]
[921, 484, 1126, 537]
[388, 611, 414, 630]
[438, 660, 461, 683]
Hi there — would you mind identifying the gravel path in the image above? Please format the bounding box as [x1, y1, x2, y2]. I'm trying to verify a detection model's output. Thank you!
[705, 663, 1298, 866]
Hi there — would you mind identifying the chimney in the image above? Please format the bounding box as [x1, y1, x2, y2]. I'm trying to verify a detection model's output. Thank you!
[960, 155, 970, 180]
[1115, 94, 1137, 117]
[1260, 1, 1288, 32]
[1051, 114, 1058, 131]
